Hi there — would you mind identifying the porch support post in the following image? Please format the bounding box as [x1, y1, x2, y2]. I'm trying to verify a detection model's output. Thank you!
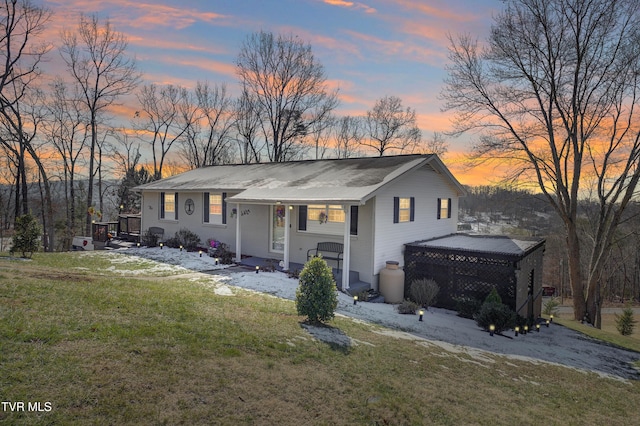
[342, 204, 351, 292]
[235, 203, 242, 263]
[283, 205, 291, 271]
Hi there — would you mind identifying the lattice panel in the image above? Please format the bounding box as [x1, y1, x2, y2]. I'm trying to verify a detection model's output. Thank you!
[404, 247, 518, 311]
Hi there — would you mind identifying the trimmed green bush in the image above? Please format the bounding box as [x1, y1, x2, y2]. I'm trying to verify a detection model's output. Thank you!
[484, 287, 502, 305]
[10, 213, 41, 258]
[410, 278, 439, 309]
[543, 297, 560, 316]
[615, 307, 637, 336]
[296, 256, 338, 324]
[455, 297, 482, 319]
[475, 302, 516, 334]
[474, 288, 515, 334]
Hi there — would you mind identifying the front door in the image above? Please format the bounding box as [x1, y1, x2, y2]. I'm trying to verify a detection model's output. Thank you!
[270, 205, 286, 253]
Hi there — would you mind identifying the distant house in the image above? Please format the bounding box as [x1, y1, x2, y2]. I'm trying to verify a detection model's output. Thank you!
[134, 154, 466, 291]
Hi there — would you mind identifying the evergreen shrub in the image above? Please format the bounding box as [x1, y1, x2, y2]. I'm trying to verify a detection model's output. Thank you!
[295, 256, 338, 324]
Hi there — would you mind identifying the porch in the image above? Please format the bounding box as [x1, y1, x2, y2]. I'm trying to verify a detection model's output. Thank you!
[238, 256, 371, 295]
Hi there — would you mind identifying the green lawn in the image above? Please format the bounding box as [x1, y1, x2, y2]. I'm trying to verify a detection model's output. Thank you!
[1, 252, 639, 425]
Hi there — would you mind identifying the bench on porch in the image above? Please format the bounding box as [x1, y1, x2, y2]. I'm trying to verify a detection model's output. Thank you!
[307, 242, 344, 271]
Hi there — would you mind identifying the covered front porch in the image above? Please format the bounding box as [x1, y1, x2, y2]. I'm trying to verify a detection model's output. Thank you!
[227, 195, 367, 293]
[237, 255, 370, 294]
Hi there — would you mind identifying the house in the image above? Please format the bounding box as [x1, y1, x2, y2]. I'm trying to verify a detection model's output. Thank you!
[134, 154, 466, 291]
[404, 234, 546, 319]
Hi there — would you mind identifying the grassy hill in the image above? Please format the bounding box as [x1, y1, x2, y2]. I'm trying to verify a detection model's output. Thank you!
[1, 252, 639, 425]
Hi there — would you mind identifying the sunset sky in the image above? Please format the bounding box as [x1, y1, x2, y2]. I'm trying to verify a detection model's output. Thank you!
[39, 0, 505, 184]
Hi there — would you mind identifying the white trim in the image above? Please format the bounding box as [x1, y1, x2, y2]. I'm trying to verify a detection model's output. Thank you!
[342, 204, 352, 292]
[235, 203, 241, 263]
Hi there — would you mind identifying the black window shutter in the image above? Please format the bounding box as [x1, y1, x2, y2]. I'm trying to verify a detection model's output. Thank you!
[174, 193, 179, 220]
[203, 192, 210, 223]
[160, 192, 165, 219]
[437, 198, 441, 220]
[393, 197, 399, 223]
[298, 205, 307, 231]
[350, 206, 358, 235]
[447, 198, 452, 219]
[222, 192, 227, 224]
[410, 197, 415, 222]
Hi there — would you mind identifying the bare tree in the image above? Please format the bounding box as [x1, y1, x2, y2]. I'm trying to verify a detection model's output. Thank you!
[134, 83, 195, 179]
[236, 30, 339, 162]
[0, 0, 50, 220]
[180, 81, 235, 168]
[334, 115, 363, 159]
[362, 95, 421, 156]
[233, 88, 262, 164]
[60, 14, 141, 235]
[442, 0, 640, 325]
[42, 78, 90, 248]
[424, 131, 449, 158]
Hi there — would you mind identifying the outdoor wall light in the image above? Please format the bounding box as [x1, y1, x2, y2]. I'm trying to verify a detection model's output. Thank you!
[419, 310, 424, 322]
[536, 324, 541, 332]
[489, 324, 495, 336]
[160, 242, 164, 249]
[353, 295, 358, 305]
[514, 326, 520, 337]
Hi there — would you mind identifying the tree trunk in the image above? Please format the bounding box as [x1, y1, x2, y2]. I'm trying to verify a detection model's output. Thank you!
[566, 225, 586, 321]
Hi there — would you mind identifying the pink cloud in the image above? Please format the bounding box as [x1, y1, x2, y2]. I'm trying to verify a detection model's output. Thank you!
[322, 0, 377, 14]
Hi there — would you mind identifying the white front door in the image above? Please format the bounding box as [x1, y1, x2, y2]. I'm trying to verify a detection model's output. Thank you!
[270, 205, 286, 253]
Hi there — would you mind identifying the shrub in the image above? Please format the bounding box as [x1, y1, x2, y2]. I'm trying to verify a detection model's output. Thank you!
[484, 287, 502, 305]
[410, 278, 439, 309]
[141, 230, 159, 247]
[474, 302, 516, 334]
[10, 213, 41, 258]
[214, 242, 234, 264]
[542, 297, 560, 316]
[397, 299, 419, 315]
[455, 297, 482, 319]
[165, 228, 201, 251]
[615, 307, 637, 336]
[296, 256, 338, 324]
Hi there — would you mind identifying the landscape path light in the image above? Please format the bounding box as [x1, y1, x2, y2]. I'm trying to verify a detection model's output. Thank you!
[419, 310, 424, 322]
[489, 324, 495, 336]
[514, 326, 520, 337]
[199, 250, 203, 257]
[160, 242, 163, 249]
[353, 295, 358, 305]
[524, 325, 529, 334]
[256, 266, 260, 274]
[536, 323, 541, 332]
[550, 314, 554, 323]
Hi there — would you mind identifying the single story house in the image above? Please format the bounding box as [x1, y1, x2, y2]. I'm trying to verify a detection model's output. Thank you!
[134, 154, 466, 291]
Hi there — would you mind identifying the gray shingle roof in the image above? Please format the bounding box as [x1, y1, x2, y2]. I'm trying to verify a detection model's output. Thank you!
[134, 155, 467, 204]
[412, 234, 545, 257]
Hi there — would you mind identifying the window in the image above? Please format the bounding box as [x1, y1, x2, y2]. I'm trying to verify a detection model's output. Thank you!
[393, 197, 415, 223]
[203, 192, 227, 224]
[437, 198, 452, 220]
[209, 194, 222, 215]
[298, 205, 358, 236]
[307, 204, 345, 223]
[160, 192, 178, 220]
[328, 205, 345, 222]
[398, 198, 411, 222]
